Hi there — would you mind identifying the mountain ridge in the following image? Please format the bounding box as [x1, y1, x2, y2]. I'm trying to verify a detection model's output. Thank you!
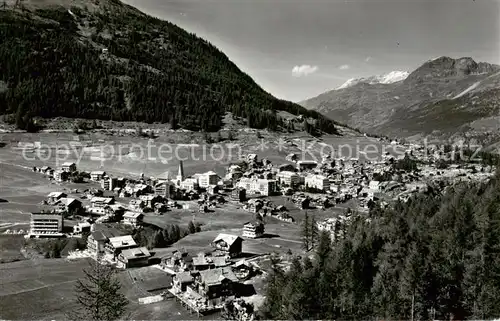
[0, 0, 340, 135]
[301, 56, 500, 141]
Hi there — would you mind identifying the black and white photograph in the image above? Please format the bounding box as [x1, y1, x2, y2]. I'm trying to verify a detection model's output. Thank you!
[0, 0, 499, 320]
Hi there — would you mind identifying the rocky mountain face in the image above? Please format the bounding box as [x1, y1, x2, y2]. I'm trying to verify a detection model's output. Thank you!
[301, 57, 500, 142]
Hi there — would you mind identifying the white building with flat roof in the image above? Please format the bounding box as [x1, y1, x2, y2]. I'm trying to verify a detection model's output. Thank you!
[305, 174, 330, 191]
[198, 171, 219, 188]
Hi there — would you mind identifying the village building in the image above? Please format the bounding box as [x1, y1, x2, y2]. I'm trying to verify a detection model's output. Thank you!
[162, 250, 191, 272]
[90, 171, 106, 182]
[40, 166, 52, 174]
[129, 199, 145, 211]
[29, 212, 64, 237]
[90, 196, 115, 208]
[117, 247, 151, 268]
[180, 178, 199, 191]
[55, 197, 82, 214]
[207, 185, 219, 195]
[53, 170, 69, 182]
[232, 260, 254, 280]
[172, 272, 195, 292]
[105, 235, 137, 259]
[155, 180, 176, 198]
[211, 234, 243, 258]
[139, 194, 163, 208]
[231, 187, 246, 202]
[47, 191, 67, 204]
[192, 267, 239, 301]
[305, 174, 330, 191]
[101, 176, 117, 191]
[297, 160, 318, 171]
[242, 221, 264, 239]
[237, 178, 277, 196]
[73, 221, 91, 235]
[276, 171, 300, 188]
[198, 171, 219, 188]
[61, 162, 77, 173]
[247, 154, 258, 163]
[285, 153, 298, 162]
[122, 211, 143, 227]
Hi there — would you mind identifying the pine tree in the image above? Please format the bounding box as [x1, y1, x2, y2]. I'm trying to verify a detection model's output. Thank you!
[188, 221, 196, 234]
[72, 259, 129, 321]
[310, 214, 319, 248]
[302, 211, 311, 251]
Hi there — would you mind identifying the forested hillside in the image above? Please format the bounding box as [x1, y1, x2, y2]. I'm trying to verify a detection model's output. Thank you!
[261, 171, 500, 320]
[0, 1, 338, 133]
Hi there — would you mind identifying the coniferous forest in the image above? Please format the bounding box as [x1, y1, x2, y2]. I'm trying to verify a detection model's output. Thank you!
[0, 2, 338, 133]
[261, 170, 500, 320]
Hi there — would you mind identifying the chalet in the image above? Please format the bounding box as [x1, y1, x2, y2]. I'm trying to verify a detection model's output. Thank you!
[90, 171, 106, 182]
[90, 196, 115, 208]
[61, 162, 77, 173]
[211, 234, 243, 258]
[285, 153, 298, 162]
[117, 247, 151, 268]
[247, 154, 258, 163]
[139, 194, 163, 208]
[231, 187, 246, 202]
[105, 235, 137, 258]
[154, 180, 176, 198]
[233, 260, 254, 280]
[87, 231, 108, 257]
[40, 166, 52, 174]
[161, 250, 191, 272]
[129, 199, 145, 211]
[246, 199, 263, 213]
[53, 170, 69, 182]
[193, 267, 239, 300]
[242, 221, 264, 239]
[207, 185, 219, 195]
[276, 213, 294, 223]
[122, 211, 143, 227]
[47, 191, 67, 204]
[88, 206, 113, 216]
[199, 171, 219, 188]
[297, 160, 318, 171]
[55, 197, 82, 214]
[73, 221, 91, 234]
[86, 226, 123, 257]
[192, 253, 213, 271]
[172, 272, 195, 292]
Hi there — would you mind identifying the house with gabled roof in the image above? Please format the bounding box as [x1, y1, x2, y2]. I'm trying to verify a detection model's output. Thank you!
[193, 267, 239, 300]
[211, 234, 243, 258]
[117, 246, 151, 268]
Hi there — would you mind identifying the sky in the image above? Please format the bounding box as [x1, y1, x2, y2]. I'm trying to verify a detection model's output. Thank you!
[122, 0, 500, 102]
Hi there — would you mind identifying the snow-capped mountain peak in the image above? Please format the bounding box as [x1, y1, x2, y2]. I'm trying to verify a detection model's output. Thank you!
[336, 71, 409, 90]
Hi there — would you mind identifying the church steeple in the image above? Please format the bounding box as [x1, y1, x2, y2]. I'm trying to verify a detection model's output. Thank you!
[176, 160, 185, 182]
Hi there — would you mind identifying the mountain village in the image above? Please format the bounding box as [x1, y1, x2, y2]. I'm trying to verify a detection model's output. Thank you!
[18, 137, 494, 318]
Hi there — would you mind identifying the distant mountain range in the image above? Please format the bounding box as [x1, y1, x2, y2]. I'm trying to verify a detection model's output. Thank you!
[301, 56, 500, 141]
[0, 0, 339, 134]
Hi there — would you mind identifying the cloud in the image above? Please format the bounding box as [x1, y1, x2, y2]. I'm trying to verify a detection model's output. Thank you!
[292, 65, 319, 77]
[339, 64, 350, 70]
[365, 56, 372, 62]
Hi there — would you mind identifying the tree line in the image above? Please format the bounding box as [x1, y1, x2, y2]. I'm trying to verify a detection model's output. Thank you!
[0, 7, 339, 134]
[261, 169, 500, 320]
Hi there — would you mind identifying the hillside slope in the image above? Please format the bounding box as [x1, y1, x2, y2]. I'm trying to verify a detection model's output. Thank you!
[0, 0, 338, 134]
[301, 57, 500, 140]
